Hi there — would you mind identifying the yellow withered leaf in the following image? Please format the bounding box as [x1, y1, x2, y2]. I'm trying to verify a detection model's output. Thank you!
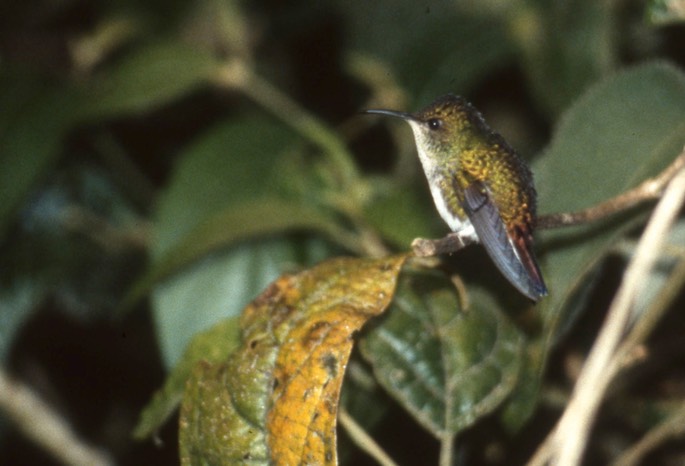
[180, 254, 408, 465]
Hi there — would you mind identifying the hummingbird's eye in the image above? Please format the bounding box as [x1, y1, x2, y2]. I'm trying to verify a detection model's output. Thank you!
[427, 118, 443, 130]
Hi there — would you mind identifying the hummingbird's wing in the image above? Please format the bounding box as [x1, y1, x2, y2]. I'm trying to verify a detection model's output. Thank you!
[462, 182, 547, 301]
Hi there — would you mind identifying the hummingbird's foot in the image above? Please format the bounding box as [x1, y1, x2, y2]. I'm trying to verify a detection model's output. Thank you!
[411, 232, 475, 257]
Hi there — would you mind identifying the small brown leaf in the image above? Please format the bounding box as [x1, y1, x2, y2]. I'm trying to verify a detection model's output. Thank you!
[179, 254, 408, 465]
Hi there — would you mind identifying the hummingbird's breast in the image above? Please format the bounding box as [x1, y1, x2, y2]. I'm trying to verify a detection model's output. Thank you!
[429, 174, 476, 236]
[415, 142, 476, 239]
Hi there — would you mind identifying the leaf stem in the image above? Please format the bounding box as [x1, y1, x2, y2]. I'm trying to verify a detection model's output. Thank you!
[439, 433, 455, 466]
[338, 408, 399, 466]
[212, 59, 360, 192]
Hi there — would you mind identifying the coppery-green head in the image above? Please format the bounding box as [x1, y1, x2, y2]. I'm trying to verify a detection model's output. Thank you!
[365, 94, 490, 161]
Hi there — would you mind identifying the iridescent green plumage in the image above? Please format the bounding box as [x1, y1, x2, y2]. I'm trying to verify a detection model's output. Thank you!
[366, 94, 547, 300]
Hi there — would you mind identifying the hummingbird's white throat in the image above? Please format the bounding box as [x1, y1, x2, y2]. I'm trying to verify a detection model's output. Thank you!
[406, 121, 477, 240]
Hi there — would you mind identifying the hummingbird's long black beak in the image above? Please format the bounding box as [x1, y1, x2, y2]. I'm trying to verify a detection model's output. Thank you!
[363, 108, 416, 122]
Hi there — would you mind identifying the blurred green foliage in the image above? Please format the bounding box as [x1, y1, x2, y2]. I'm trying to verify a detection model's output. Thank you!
[1, 0, 685, 464]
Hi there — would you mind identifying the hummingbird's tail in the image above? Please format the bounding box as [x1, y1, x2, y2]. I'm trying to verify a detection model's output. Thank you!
[463, 182, 547, 301]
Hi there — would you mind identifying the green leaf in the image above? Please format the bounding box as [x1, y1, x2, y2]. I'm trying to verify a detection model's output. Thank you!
[363, 181, 440, 247]
[340, 2, 513, 99]
[153, 237, 331, 368]
[503, 62, 685, 428]
[139, 118, 339, 367]
[536, 61, 685, 343]
[80, 41, 220, 118]
[0, 72, 80, 237]
[124, 198, 339, 308]
[360, 271, 524, 438]
[151, 119, 298, 257]
[512, 0, 616, 115]
[499, 343, 544, 432]
[133, 316, 241, 439]
[408, 17, 513, 103]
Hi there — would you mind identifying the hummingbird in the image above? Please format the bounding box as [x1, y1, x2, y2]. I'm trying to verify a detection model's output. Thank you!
[365, 94, 547, 301]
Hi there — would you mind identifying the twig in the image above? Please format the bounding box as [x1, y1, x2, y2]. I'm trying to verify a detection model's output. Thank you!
[61, 205, 149, 253]
[0, 368, 114, 466]
[527, 158, 685, 466]
[537, 151, 685, 229]
[411, 232, 475, 257]
[611, 402, 685, 466]
[338, 407, 399, 466]
[410, 151, 685, 256]
[621, 254, 685, 346]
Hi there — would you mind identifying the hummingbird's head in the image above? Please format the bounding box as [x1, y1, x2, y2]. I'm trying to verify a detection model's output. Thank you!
[365, 94, 488, 161]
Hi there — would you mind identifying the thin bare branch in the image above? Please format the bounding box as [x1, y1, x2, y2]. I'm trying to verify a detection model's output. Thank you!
[409, 151, 685, 257]
[527, 161, 685, 466]
[538, 150, 685, 229]
[611, 402, 685, 466]
[0, 368, 114, 466]
[62, 205, 149, 253]
[411, 232, 475, 257]
[338, 408, 399, 466]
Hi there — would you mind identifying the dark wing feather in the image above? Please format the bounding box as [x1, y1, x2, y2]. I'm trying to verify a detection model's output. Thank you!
[462, 182, 547, 301]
